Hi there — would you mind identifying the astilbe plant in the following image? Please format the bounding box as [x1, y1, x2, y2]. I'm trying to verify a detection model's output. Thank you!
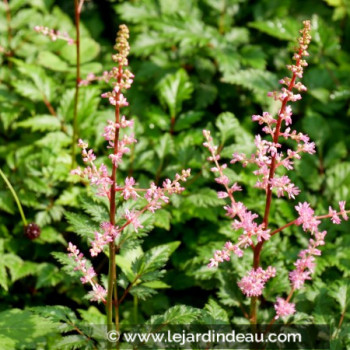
[68, 25, 190, 332]
[203, 20, 350, 324]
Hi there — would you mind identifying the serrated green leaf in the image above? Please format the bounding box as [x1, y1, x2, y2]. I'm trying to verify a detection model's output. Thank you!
[60, 38, 100, 64]
[329, 282, 350, 312]
[30, 305, 78, 324]
[216, 112, 239, 145]
[115, 255, 136, 282]
[130, 285, 157, 300]
[155, 133, 174, 159]
[138, 241, 180, 275]
[204, 299, 229, 323]
[0, 255, 8, 291]
[154, 209, 171, 230]
[0, 309, 57, 348]
[222, 69, 277, 98]
[147, 305, 201, 325]
[52, 334, 94, 350]
[38, 51, 69, 72]
[65, 212, 98, 240]
[35, 262, 62, 289]
[157, 69, 193, 118]
[185, 189, 224, 208]
[249, 18, 301, 41]
[174, 111, 204, 132]
[0, 191, 15, 214]
[17, 115, 61, 132]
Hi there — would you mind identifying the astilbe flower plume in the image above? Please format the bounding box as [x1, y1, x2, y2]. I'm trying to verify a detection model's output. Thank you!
[68, 25, 190, 303]
[34, 25, 75, 45]
[204, 20, 350, 321]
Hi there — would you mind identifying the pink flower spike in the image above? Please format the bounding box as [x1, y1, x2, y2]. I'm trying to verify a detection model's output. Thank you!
[329, 206, 341, 224]
[89, 285, 107, 303]
[124, 209, 144, 232]
[121, 177, 139, 200]
[230, 183, 242, 192]
[274, 297, 296, 319]
[237, 267, 275, 297]
[78, 139, 88, 149]
[339, 201, 348, 221]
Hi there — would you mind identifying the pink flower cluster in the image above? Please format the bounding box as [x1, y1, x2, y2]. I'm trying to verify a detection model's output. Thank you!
[204, 21, 350, 320]
[289, 201, 348, 290]
[274, 297, 296, 319]
[237, 267, 276, 297]
[68, 24, 191, 304]
[100, 25, 134, 107]
[34, 25, 74, 45]
[90, 222, 119, 257]
[79, 71, 113, 87]
[229, 21, 314, 198]
[67, 243, 107, 302]
[71, 139, 112, 197]
[204, 130, 271, 267]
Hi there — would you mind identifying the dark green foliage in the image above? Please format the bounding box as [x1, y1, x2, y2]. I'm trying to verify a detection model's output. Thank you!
[0, 0, 350, 348]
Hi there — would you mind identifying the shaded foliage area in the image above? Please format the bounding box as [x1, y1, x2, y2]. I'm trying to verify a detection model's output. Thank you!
[0, 0, 349, 348]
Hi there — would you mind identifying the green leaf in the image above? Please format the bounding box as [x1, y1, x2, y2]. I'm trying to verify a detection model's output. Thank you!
[115, 255, 137, 283]
[142, 280, 170, 289]
[17, 115, 61, 132]
[129, 285, 157, 300]
[217, 271, 242, 307]
[139, 241, 180, 275]
[222, 69, 277, 98]
[0, 309, 57, 349]
[249, 18, 301, 41]
[325, 162, 350, 201]
[12, 61, 56, 101]
[65, 212, 98, 240]
[174, 111, 204, 132]
[147, 305, 201, 325]
[0, 240, 8, 291]
[154, 209, 172, 230]
[216, 112, 239, 144]
[35, 263, 62, 289]
[30, 305, 78, 324]
[204, 298, 229, 323]
[37, 51, 69, 72]
[60, 38, 100, 64]
[329, 281, 350, 312]
[155, 133, 174, 159]
[4, 253, 37, 283]
[11, 79, 43, 101]
[185, 189, 224, 208]
[157, 69, 193, 117]
[80, 194, 110, 223]
[0, 191, 15, 215]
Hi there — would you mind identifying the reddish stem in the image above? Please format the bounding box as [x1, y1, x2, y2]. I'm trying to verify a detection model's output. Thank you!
[71, 0, 81, 169]
[106, 64, 122, 337]
[250, 48, 304, 324]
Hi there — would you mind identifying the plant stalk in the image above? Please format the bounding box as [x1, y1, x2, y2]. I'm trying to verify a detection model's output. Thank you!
[0, 168, 27, 226]
[250, 48, 303, 324]
[106, 64, 122, 347]
[71, 0, 81, 169]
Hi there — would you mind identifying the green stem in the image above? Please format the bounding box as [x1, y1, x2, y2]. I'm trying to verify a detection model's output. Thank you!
[133, 295, 138, 324]
[107, 243, 115, 331]
[71, 0, 81, 170]
[0, 168, 27, 226]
